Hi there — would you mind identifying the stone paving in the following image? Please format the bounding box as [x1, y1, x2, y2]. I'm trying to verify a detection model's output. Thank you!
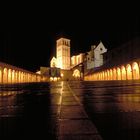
[50, 81, 103, 140]
[1, 81, 140, 139]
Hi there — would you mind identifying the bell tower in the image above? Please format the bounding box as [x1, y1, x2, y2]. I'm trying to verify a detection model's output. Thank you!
[56, 37, 70, 70]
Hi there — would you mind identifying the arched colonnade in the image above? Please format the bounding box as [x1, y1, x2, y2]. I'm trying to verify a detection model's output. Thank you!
[0, 62, 42, 84]
[84, 61, 140, 81]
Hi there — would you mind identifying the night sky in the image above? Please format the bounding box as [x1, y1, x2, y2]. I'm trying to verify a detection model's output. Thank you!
[1, 3, 140, 72]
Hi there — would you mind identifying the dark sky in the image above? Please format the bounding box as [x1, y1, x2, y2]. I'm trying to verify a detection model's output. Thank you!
[1, 2, 140, 72]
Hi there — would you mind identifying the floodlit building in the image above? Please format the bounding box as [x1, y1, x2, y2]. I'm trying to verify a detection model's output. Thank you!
[49, 37, 85, 81]
[86, 41, 107, 70]
[50, 37, 86, 70]
[50, 57, 57, 67]
[84, 37, 140, 81]
[71, 53, 85, 68]
[56, 38, 71, 70]
[48, 37, 109, 81]
[94, 41, 107, 67]
[49, 37, 73, 80]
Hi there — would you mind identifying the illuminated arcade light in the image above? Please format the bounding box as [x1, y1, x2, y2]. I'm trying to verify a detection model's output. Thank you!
[73, 69, 80, 78]
[54, 77, 57, 81]
[50, 77, 53, 81]
[61, 73, 64, 77]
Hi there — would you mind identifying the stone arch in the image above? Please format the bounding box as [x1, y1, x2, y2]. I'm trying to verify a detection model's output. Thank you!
[73, 69, 80, 79]
[15, 71, 18, 83]
[11, 70, 15, 83]
[18, 71, 21, 83]
[104, 70, 108, 80]
[3, 68, 8, 83]
[8, 69, 12, 83]
[107, 69, 110, 80]
[109, 69, 113, 80]
[25, 73, 28, 82]
[126, 64, 132, 80]
[26, 73, 29, 82]
[88, 74, 90, 81]
[21, 72, 24, 83]
[97, 72, 100, 80]
[95, 73, 98, 81]
[132, 62, 139, 80]
[37, 75, 41, 82]
[33, 75, 36, 82]
[91, 74, 93, 81]
[98, 72, 101, 80]
[121, 66, 126, 80]
[113, 68, 117, 80]
[102, 71, 105, 80]
[23, 73, 26, 82]
[0, 67, 2, 83]
[117, 67, 121, 80]
[100, 71, 104, 80]
[17, 71, 20, 83]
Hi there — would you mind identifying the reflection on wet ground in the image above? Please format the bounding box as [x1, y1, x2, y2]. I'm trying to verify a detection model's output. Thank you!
[1, 81, 140, 140]
[0, 83, 57, 139]
[68, 80, 140, 140]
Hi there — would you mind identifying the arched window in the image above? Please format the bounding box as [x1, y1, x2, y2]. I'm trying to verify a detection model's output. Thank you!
[126, 64, 132, 80]
[8, 69, 12, 83]
[73, 69, 80, 78]
[113, 68, 117, 80]
[117, 67, 121, 80]
[121, 66, 126, 80]
[3, 68, 8, 83]
[132, 62, 139, 80]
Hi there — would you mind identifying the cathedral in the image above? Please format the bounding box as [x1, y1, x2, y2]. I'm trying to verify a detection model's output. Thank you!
[49, 37, 107, 81]
[36, 37, 107, 81]
[49, 37, 86, 81]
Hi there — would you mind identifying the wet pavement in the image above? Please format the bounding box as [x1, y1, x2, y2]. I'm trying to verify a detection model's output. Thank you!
[68, 80, 140, 140]
[0, 81, 140, 139]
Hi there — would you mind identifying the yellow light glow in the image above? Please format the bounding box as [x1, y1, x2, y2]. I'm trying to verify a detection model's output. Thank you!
[73, 69, 80, 77]
[61, 73, 64, 77]
[121, 66, 126, 80]
[126, 64, 132, 80]
[50, 57, 57, 67]
[54, 77, 57, 81]
[36, 71, 41, 74]
[132, 62, 139, 79]
[50, 77, 53, 81]
[56, 38, 70, 70]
